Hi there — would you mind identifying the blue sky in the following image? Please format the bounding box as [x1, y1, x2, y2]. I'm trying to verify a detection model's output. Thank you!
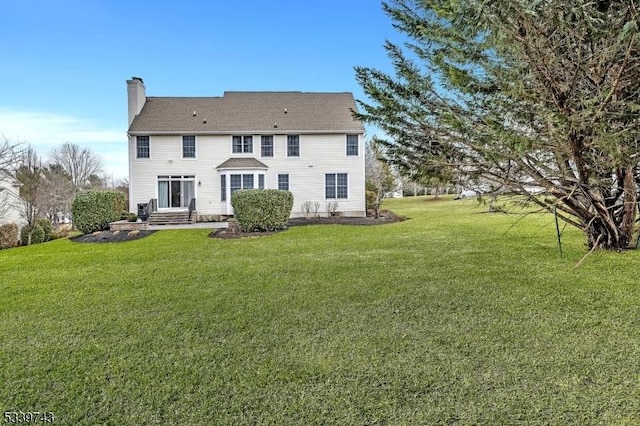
[0, 1, 397, 179]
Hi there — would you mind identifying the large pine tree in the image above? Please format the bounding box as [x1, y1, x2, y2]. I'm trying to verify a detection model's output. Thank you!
[355, 0, 640, 250]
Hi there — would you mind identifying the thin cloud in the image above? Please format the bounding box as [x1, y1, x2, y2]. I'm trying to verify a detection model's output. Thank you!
[0, 109, 128, 178]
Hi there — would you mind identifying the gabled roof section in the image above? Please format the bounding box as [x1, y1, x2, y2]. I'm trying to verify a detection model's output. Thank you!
[129, 91, 365, 134]
[216, 158, 269, 170]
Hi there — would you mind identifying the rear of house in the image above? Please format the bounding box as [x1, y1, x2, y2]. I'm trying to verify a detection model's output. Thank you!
[126, 78, 366, 219]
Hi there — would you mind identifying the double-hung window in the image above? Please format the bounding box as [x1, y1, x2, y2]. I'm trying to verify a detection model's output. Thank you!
[346, 134, 358, 156]
[287, 135, 300, 157]
[136, 136, 149, 159]
[261, 135, 273, 157]
[182, 135, 196, 158]
[232, 136, 253, 153]
[278, 174, 289, 191]
[229, 174, 255, 195]
[325, 173, 348, 199]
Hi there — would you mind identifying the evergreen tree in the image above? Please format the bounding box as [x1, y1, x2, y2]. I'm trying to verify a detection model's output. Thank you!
[355, 0, 640, 250]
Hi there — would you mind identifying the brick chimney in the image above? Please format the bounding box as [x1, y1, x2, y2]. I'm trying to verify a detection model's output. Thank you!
[127, 77, 146, 127]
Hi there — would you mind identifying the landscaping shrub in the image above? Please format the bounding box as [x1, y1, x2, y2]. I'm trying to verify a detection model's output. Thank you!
[366, 190, 377, 211]
[37, 218, 53, 242]
[0, 223, 19, 249]
[127, 213, 138, 222]
[231, 189, 293, 232]
[20, 224, 45, 245]
[51, 224, 72, 240]
[72, 190, 126, 234]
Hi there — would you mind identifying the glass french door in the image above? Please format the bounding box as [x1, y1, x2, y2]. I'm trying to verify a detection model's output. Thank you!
[158, 175, 195, 208]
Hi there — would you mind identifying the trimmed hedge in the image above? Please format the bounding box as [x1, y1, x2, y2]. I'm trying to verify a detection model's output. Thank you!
[72, 190, 126, 234]
[231, 189, 293, 232]
[0, 223, 19, 250]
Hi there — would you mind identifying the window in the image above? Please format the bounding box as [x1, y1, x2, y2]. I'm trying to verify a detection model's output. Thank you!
[242, 174, 254, 189]
[261, 135, 273, 157]
[136, 136, 149, 159]
[278, 174, 289, 191]
[346, 134, 358, 156]
[258, 174, 265, 189]
[229, 174, 254, 196]
[230, 174, 242, 194]
[183, 135, 196, 158]
[232, 135, 253, 153]
[325, 173, 348, 199]
[287, 135, 300, 157]
[221, 175, 226, 201]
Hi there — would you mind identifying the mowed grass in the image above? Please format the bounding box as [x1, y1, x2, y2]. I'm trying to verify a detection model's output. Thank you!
[2, 197, 640, 424]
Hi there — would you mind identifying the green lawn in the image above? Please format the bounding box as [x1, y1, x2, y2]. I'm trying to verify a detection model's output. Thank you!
[2, 197, 640, 424]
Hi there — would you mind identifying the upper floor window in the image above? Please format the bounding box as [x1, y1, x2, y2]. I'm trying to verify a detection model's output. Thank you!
[182, 135, 196, 158]
[278, 174, 289, 191]
[287, 135, 300, 157]
[346, 134, 358, 156]
[325, 173, 348, 199]
[136, 136, 149, 159]
[261, 135, 274, 157]
[232, 136, 253, 154]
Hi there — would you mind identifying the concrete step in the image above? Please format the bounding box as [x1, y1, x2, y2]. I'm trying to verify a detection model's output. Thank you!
[148, 211, 195, 225]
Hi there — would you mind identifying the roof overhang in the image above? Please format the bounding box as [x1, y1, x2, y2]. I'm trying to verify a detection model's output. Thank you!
[216, 157, 269, 170]
[128, 129, 365, 136]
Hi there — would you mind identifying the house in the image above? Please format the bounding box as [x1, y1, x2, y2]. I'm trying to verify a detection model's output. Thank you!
[126, 77, 366, 220]
[0, 169, 25, 228]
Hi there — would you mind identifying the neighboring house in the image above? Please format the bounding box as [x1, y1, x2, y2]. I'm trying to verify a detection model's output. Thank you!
[0, 169, 25, 227]
[126, 77, 366, 219]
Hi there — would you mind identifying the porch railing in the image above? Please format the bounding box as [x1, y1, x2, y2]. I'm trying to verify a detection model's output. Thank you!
[188, 198, 196, 221]
[143, 199, 157, 221]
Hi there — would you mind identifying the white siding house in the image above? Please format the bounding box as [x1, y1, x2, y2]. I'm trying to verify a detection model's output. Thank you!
[0, 170, 25, 228]
[126, 78, 366, 219]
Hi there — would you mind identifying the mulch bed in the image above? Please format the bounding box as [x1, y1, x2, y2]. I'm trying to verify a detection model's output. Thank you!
[70, 230, 157, 243]
[70, 211, 405, 242]
[210, 210, 405, 239]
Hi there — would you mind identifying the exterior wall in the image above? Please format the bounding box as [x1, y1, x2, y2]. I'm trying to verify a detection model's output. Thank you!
[0, 176, 25, 228]
[129, 133, 365, 218]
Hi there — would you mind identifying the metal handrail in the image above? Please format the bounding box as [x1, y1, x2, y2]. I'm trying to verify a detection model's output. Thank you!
[188, 198, 196, 221]
[143, 198, 157, 221]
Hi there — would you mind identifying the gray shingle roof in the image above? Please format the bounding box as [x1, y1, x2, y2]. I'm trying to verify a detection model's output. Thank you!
[216, 158, 268, 170]
[128, 91, 364, 134]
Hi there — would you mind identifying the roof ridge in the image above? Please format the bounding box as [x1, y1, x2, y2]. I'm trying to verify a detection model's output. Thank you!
[223, 91, 353, 95]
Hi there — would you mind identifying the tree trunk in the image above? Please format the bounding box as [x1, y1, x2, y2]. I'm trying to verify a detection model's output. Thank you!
[585, 168, 636, 250]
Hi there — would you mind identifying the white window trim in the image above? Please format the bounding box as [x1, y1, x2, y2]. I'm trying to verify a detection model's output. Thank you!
[346, 134, 359, 157]
[325, 172, 349, 200]
[277, 173, 290, 191]
[260, 135, 275, 158]
[232, 135, 254, 155]
[286, 135, 300, 158]
[182, 135, 197, 160]
[136, 135, 151, 160]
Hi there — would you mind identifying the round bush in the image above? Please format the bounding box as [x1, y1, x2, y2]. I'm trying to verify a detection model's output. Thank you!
[20, 224, 45, 245]
[0, 223, 19, 250]
[37, 218, 53, 242]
